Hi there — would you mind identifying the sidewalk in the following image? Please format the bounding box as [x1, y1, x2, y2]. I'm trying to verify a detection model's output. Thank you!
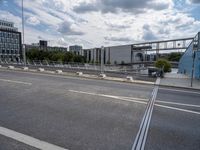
[160, 72, 200, 90]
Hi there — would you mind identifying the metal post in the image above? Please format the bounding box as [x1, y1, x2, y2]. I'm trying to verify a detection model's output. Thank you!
[191, 51, 195, 87]
[22, 0, 26, 65]
[101, 46, 104, 74]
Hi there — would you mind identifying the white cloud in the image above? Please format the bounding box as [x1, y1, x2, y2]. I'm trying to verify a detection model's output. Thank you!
[26, 16, 40, 26]
[0, 0, 198, 48]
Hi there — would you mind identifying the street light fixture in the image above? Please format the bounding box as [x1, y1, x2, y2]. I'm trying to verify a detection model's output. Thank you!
[21, 0, 26, 65]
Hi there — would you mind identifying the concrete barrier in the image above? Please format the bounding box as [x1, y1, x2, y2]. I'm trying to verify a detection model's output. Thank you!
[38, 68, 45, 72]
[126, 76, 133, 81]
[99, 73, 106, 78]
[56, 70, 63, 74]
[22, 67, 29, 71]
[76, 72, 83, 76]
[8, 66, 15, 70]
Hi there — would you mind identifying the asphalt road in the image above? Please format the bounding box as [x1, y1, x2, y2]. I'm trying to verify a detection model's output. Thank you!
[146, 87, 200, 150]
[0, 69, 199, 150]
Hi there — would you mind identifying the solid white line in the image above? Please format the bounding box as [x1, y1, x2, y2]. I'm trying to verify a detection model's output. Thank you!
[132, 78, 160, 150]
[155, 104, 200, 115]
[155, 78, 161, 85]
[159, 87, 200, 95]
[156, 100, 200, 108]
[0, 126, 68, 150]
[68, 90, 148, 104]
[69, 90, 200, 116]
[117, 96, 148, 102]
[0, 78, 32, 85]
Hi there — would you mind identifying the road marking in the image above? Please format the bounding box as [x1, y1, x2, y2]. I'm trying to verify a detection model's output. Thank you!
[132, 78, 160, 150]
[69, 90, 200, 116]
[0, 126, 68, 150]
[159, 87, 200, 95]
[68, 90, 148, 104]
[156, 100, 200, 108]
[0, 78, 32, 85]
[155, 104, 200, 115]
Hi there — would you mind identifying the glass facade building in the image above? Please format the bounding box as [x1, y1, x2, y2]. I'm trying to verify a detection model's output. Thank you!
[0, 20, 22, 61]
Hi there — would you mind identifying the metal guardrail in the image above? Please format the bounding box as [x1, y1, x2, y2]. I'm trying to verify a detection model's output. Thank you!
[0, 60, 148, 72]
[0, 60, 156, 82]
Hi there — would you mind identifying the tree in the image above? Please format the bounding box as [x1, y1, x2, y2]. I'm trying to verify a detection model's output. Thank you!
[26, 49, 86, 63]
[167, 52, 183, 62]
[155, 59, 171, 72]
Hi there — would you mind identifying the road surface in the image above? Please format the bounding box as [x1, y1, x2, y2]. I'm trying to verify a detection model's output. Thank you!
[0, 69, 199, 150]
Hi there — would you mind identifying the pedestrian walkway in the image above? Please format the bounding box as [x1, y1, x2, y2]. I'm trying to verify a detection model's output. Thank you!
[160, 72, 200, 90]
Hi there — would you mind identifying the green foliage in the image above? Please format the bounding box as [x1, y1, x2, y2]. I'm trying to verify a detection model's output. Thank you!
[159, 52, 183, 62]
[155, 59, 172, 73]
[26, 48, 86, 63]
[167, 52, 183, 62]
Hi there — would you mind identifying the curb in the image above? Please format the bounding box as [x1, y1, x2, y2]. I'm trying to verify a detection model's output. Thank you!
[156, 83, 200, 91]
[1, 67, 199, 90]
[0, 67, 155, 87]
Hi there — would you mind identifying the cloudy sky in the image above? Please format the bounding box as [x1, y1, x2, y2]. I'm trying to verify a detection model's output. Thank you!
[0, 0, 200, 48]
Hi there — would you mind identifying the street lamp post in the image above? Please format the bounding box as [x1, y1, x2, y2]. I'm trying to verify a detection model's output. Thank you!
[21, 0, 26, 65]
[101, 46, 104, 74]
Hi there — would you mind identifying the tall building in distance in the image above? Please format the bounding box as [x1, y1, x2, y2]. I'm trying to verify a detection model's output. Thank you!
[25, 40, 68, 52]
[0, 20, 22, 61]
[69, 45, 83, 55]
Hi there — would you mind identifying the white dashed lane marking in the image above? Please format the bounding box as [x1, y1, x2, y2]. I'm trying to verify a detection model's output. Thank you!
[0, 78, 32, 85]
[0, 126, 68, 150]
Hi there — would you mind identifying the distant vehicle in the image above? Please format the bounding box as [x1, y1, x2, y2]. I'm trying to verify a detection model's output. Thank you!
[148, 67, 164, 78]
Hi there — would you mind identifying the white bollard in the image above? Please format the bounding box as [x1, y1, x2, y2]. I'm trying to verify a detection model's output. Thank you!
[99, 73, 106, 78]
[126, 76, 133, 81]
[76, 72, 83, 76]
[56, 70, 63, 74]
[22, 67, 29, 71]
[8, 66, 15, 70]
[38, 68, 45, 72]
[0, 65, 2, 68]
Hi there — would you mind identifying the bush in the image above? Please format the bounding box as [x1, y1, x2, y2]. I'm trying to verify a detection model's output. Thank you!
[155, 59, 171, 72]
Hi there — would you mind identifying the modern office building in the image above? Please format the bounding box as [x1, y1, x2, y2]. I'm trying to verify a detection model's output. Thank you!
[39, 40, 48, 51]
[178, 32, 200, 79]
[25, 40, 68, 52]
[69, 45, 82, 55]
[0, 20, 22, 61]
[83, 45, 145, 65]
